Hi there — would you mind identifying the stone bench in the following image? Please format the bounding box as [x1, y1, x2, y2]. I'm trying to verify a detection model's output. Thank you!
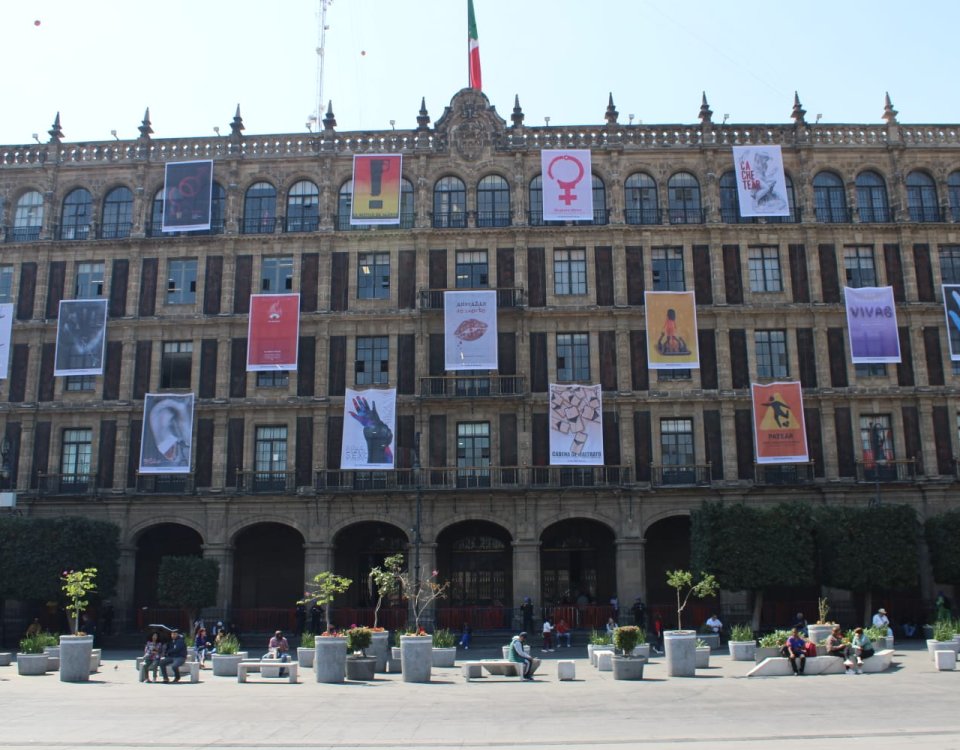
[595, 650, 614, 671]
[461, 658, 541, 680]
[237, 660, 298, 683]
[748, 650, 894, 677]
[0, 653, 12, 667]
[135, 657, 200, 683]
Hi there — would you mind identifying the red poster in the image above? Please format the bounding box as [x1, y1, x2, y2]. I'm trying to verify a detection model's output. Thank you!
[247, 294, 300, 371]
[751, 382, 808, 464]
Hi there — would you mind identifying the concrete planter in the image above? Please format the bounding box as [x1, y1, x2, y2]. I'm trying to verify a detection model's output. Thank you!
[388, 646, 402, 674]
[587, 643, 612, 661]
[928, 639, 960, 660]
[755, 646, 781, 662]
[728, 641, 756, 661]
[631, 643, 651, 658]
[44, 646, 60, 672]
[432, 646, 457, 667]
[664, 630, 697, 677]
[400, 635, 433, 683]
[297, 647, 315, 668]
[611, 655, 647, 680]
[370, 631, 390, 673]
[314, 636, 347, 683]
[59, 635, 93, 683]
[698, 634, 720, 651]
[695, 645, 711, 669]
[211, 652, 248, 677]
[345, 656, 377, 681]
[807, 624, 835, 648]
[17, 653, 49, 676]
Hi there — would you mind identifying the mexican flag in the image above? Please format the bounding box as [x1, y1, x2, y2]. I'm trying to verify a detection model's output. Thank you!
[468, 0, 482, 90]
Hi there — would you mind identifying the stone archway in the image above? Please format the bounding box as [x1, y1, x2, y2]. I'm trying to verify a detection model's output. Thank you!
[644, 515, 691, 629]
[540, 519, 616, 629]
[332, 521, 408, 629]
[133, 523, 204, 609]
[231, 522, 304, 634]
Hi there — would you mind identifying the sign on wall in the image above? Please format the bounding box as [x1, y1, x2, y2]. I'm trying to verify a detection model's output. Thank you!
[644, 291, 700, 369]
[548, 384, 604, 465]
[139, 393, 195, 474]
[751, 382, 808, 464]
[844, 286, 901, 363]
[443, 290, 498, 371]
[341, 388, 397, 470]
[540, 149, 593, 221]
[351, 154, 403, 225]
[247, 293, 300, 371]
[731, 145, 791, 217]
[0, 303, 12, 380]
[54, 299, 108, 376]
[942, 284, 960, 361]
[162, 160, 213, 232]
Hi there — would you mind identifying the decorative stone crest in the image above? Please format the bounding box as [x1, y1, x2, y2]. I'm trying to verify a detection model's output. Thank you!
[453, 120, 487, 161]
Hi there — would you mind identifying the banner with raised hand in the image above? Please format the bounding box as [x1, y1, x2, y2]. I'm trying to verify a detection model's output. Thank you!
[549, 384, 604, 465]
[54, 299, 108, 376]
[247, 293, 300, 371]
[541, 149, 593, 221]
[162, 160, 213, 232]
[751, 382, 808, 464]
[844, 286, 901, 363]
[644, 291, 700, 369]
[341, 388, 396, 469]
[351, 154, 402, 225]
[0, 303, 12, 379]
[444, 290, 498, 370]
[732, 145, 790, 217]
[139, 393, 194, 473]
[943, 284, 960, 361]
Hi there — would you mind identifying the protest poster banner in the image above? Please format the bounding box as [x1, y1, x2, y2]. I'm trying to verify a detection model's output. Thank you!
[54, 299, 108, 376]
[548, 384, 604, 466]
[0, 303, 12, 379]
[942, 284, 960, 361]
[351, 154, 402, 225]
[341, 388, 396, 470]
[731, 145, 791, 217]
[443, 290, 498, 370]
[644, 291, 700, 369]
[844, 286, 901, 363]
[751, 382, 808, 464]
[139, 393, 194, 474]
[247, 293, 300, 371]
[162, 160, 213, 232]
[541, 149, 594, 221]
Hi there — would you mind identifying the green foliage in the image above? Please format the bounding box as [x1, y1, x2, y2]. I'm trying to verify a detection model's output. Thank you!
[301, 571, 353, 623]
[696, 638, 709, 648]
[432, 628, 456, 648]
[612, 625, 641, 654]
[368, 553, 404, 629]
[933, 619, 956, 642]
[730, 623, 754, 642]
[61, 568, 97, 634]
[156, 556, 220, 623]
[19, 631, 57, 654]
[216, 633, 240, 655]
[346, 626, 373, 655]
[864, 625, 887, 642]
[588, 629, 611, 645]
[666, 569, 719, 630]
[758, 629, 790, 648]
[299, 629, 314, 648]
[926, 511, 960, 585]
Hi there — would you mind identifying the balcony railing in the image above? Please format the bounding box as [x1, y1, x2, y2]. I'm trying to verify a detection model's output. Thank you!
[855, 459, 916, 483]
[317, 465, 631, 492]
[419, 375, 526, 398]
[432, 212, 467, 229]
[284, 214, 320, 232]
[815, 206, 852, 223]
[418, 287, 526, 309]
[57, 224, 92, 240]
[527, 211, 564, 227]
[236, 470, 297, 493]
[667, 208, 706, 225]
[146, 220, 225, 237]
[754, 462, 816, 485]
[908, 205, 943, 222]
[650, 464, 711, 487]
[624, 208, 663, 225]
[99, 222, 132, 239]
[136, 473, 196, 494]
[856, 206, 893, 223]
[476, 210, 511, 228]
[241, 216, 277, 234]
[4, 226, 42, 242]
[336, 211, 415, 230]
[37, 473, 96, 495]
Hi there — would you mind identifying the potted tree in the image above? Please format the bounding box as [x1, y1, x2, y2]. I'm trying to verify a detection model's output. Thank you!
[807, 597, 836, 648]
[297, 629, 315, 668]
[611, 625, 647, 680]
[727, 623, 756, 661]
[156, 555, 219, 640]
[17, 631, 54, 676]
[60, 568, 97, 682]
[301, 571, 352, 683]
[368, 553, 404, 673]
[664, 569, 718, 677]
[431, 628, 457, 667]
[396, 568, 450, 683]
[345, 626, 376, 681]
[927, 618, 960, 660]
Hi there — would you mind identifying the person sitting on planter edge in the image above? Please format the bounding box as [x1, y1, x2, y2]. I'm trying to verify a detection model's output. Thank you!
[194, 627, 214, 669]
[705, 614, 723, 640]
[509, 632, 535, 680]
[780, 628, 807, 675]
[159, 630, 187, 683]
[268, 630, 291, 677]
[851, 627, 874, 674]
[141, 631, 165, 683]
[555, 619, 571, 648]
[825, 625, 854, 673]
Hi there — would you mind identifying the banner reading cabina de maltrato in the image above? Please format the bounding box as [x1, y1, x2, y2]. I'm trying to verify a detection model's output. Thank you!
[139, 393, 194, 474]
[644, 291, 700, 369]
[0, 303, 12, 379]
[541, 149, 593, 221]
[341, 388, 396, 470]
[751, 382, 808, 464]
[443, 290, 498, 371]
[247, 293, 300, 371]
[351, 154, 402, 225]
[54, 299, 108, 376]
[942, 284, 960, 361]
[549, 384, 603, 465]
[162, 160, 213, 232]
[731, 145, 790, 217]
[844, 286, 901, 363]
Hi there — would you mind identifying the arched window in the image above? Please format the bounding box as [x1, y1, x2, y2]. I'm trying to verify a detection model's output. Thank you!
[101, 186, 133, 239]
[242, 182, 277, 234]
[399, 178, 415, 229]
[765, 174, 798, 224]
[209, 182, 226, 235]
[667, 172, 702, 224]
[476, 175, 510, 227]
[906, 171, 940, 222]
[285, 180, 319, 232]
[336, 180, 368, 231]
[149, 182, 224, 236]
[528, 175, 554, 226]
[719, 171, 746, 223]
[856, 171, 890, 223]
[813, 172, 848, 223]
[433, 176, 466, 228]
[949, 172, 960, 222]
[149, 188, 165, 237]
[624, 172, 659, 225]
[12, 190, 43, 241]
[60, 188, 92, 240]
[586, 175, 608, 225]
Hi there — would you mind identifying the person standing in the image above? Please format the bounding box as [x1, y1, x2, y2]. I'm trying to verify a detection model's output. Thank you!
[541, 618, 554, 652]
[508, 632, 535, 680]
[159, 630, 187, 683]
[653, 612, 664, 654]
[631, 597, 647, 630]
[458, 622, 472, 650]
[520, 597, 534, 634]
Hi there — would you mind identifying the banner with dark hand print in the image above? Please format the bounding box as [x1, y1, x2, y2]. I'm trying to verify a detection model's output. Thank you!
[54, 299, 108, 376]
[341, 388, 396, 469]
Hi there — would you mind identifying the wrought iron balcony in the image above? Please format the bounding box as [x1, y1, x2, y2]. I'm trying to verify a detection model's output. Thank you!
[335, 211, 415, 230]
[419, 375, 526, 398]
[136, 473, 196, 494]
[815, 206, 852, 223]
[241, 216, 277, 234]
[855, 459, 916, 483]
[57, 224, 92, 240]
[418, 287, 526, 309]
[527, 210, 564, 227]
[650, 464, 711, 487]
[856, 206, 893, 223]
[284, 214, 320, 232]
[754, 462, 816, 485]
[236, 470, 296, 493]
[667, 208, 706, 225]
[476, 210, 511, 228]
[907, 205, 943, 222]
[146, 220, 225, 237]
[37, 473, 96, 495]
[432, 211, 467, 229]
[99, 222, 132, 239]
[4, 226, 41, 242]
[624, 208, 663, 225]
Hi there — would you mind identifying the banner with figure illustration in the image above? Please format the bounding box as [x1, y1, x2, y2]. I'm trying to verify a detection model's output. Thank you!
[443, 290, 498, 370]
[247, 293, 300, 371]
[0, 303, 12, 379]
[942, 284, 960, 361]
[751, 382, 808, 464]
[844, 286, 901, 363]
[541, 149, 594, 221]
[731, 145, 790, 217]
[162, 160, 213, 232]
[341, 388, 396, 470]
[139, 393, 195, 474]
[644, 291, 700, 369]
[548, 384, 604, 465]
[351, 154, 402, 225]
[54, 299, 108, 376]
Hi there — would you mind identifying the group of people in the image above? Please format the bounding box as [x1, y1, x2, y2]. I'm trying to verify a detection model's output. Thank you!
[140, 620, 237, 683]
[540, 618, 571, 651]
[782, 625, 875, 675]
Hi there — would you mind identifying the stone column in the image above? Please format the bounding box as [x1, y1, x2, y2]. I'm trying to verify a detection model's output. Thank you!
[615, 537, 645, 607]
[303, 542, 333, 585]
[202, 543, 234, 614]
[512, 539, 541, 628]
[114, 544, 137, 633]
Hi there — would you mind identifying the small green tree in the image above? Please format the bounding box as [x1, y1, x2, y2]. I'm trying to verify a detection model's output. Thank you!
[61, 568, 97, 634]
[301, 571, 353, 629]
[666, 570, 718, 630]
[368, 553, 405, 629]
[156, 556, 220, 627]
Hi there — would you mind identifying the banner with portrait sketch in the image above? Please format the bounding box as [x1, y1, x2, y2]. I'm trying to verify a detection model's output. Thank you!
[644, 291, 700, 369]
[549, 384, 604, 465]
[247, 293, 300, 371]
[541, 149, 593, 221]
[162, 160, 213, 232]
[139, 393, 194, 474]
[54, 299, 108, 376]
[341, 388, 396, 470]
[751, 382, 808, 464]
[844, 286, 901, 363]
[351, 154, 402, 225]
[942, 284, 960, 361]
[0, 303, 12, 379]
[443, 290, 498, 371]
[732, 145, 790, 217]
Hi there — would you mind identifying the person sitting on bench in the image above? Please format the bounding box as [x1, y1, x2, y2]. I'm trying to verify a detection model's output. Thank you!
[268, 630, 291, 677]
[780, 627, 806, 675]
[508, 631, 535, 680]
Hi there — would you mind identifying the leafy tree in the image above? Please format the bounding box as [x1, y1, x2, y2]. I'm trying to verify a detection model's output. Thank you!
[368, 553, 404, 629]
[62, 568, 97, 634]
[926, 510, 960, 585]
[665, 570, 718, 630]
[301, 571, 353, 630]
[156, 556, 220, 626]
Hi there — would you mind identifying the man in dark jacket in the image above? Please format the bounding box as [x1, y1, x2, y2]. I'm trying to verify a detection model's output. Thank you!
[159, 630, 187, 683]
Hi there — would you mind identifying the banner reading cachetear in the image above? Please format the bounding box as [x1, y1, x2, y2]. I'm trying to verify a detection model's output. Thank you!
[162, 160, 213, 232]
[644, 291, 700, 369]
[751, 382, 808, 464]
[247, 293, 300, 371]
[541, 149, 593, 221]
[844, 286, 901, 363]
[444, 290, 498, 371]
[54, 299, 108, 376]
[341, 388, 397, 470]
[140, 393, 194, 474]
[548, 384, 603, 465]
[731, 145, 790, 217]
[351, 154, 402, 225]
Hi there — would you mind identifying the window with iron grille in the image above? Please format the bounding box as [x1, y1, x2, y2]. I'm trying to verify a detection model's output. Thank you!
[255, 425, 288, 473]
[859, 414, 894, 462]
[433, 176, 467, 228]
[101, 186, 133, 239]
[356, 336, 389, 385]
[286, 180, 320, 232]
[12, 191, 43, 240]
[476, 175, 510, 227]
[554, 249, 587, 295]
[813, 172, 847, 222]
[61, 188, 92, 240]
[748, 247, 782, 292]
[652, 247, 685, 291]
[75, 262, 105, 298]
[556, 333, 590, 381]
[256, 371, 289, 388]
[755, 329, 789, 379]
[261, 256, 294, 292]
[939, 246, 960, 285]
[167, 259, 198, 305]
[667, 172, 701, 224]
[624, 172, 659, 224]
[855, 171, 890, 223]
[358, 252, 390, 299]
[0, 265, 13, 303]
[844, 246, 877, 288]
[660, 418, 694, 466]
[160, 341, 193, 389]
[906, 171, 939, 222]
[61, 428, 92, 476]
[456, 250, 489, 288]
[242, 182, 277, 234]
[457, 421, 490, 486]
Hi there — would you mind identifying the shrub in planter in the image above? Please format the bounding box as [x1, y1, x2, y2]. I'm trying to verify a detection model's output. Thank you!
[613, 625, 641, 655]
[346, 627, 373, 656]
[216, 633, 240, 655]
[345, 627, 376, 680]
[729, 624, 753, 642]
[17, 634, 51, 676]
[432, 628, 456, 648]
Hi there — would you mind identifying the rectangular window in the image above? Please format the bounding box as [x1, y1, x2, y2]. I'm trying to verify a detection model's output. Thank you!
[652, 247, 685, 291]
[457, 421, 490, 487]
[75, 261, 105, 298]
[859, 414, 895, 479]
[65, 375, 96, 392]
[556, 332, 590, 381]
[0, 265, 14, 303]
[939, 245, 960, 285]
[355, 336, 389, 385]
[748, 246, 782, 292]
[855, 363, 887, 377]
[255, 425, 288, 490]
[455, 250, 489, 288]
[844, 246, 877, 288]
[167, 259, 198, 305]
[256, 371, 289, 388]
[657, 369, 691, 381]
[60, 427, 92, 476]
[261, 256, 294, 292]
[160, 341, 193, 389]
[357, 252, 390, 299]
[554, 249, 587, 295]
[755, 330, 789, 379]
[660, 418, 695, 484]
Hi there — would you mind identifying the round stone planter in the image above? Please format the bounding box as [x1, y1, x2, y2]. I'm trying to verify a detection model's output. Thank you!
[43, 646, 60, 672]
[695, 645, 711, 669]
[698, 633, 720, 651]
[807, 624, 834, 649]
[728, 641, 756, 661]
[754, 646, 782, 662]
[314, 636, 347, 683]
[611, 655, 647, 680]
[297, 647, 315, 668]
[60, 635, 94, 682]
[388, 646, 402, 674]
[369, 631, 389, 673]
[631, 643, 651, 658]
[211, 652, 248, 677]
[664, 630, 697, 677]
[345, 655, 377, 681]
[400, 635, 433, 683]
[17, 653, 49, 676]
[432, 646, 457, 667]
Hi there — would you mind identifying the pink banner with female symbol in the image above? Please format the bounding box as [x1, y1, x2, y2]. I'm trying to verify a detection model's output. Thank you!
[541, 149, 594, 221]
[341, 388, 396, 470]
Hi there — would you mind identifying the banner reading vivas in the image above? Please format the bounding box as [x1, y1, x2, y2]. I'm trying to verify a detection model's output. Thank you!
[247, 293, 300, 371]
[162, 160, 213, 232]
[341, 388, 397, 470]
[541, 149, 594, 221]
[731, 145, 790, 217]
[443, 290, 498, 370]
[351, 154, 402, 225]
[549, 384, 603, 465]
[54, 299, 108, 376]
[844, 286, 901, 363]
[644, 291, 700, 369]
[942, 284, 960, 361]
[139, 393, 195, 474]
[751, 382, 808, 464]
[0, 303, 12, 379]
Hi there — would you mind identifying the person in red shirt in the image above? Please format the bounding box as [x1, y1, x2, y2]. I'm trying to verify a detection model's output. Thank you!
[555, 619, 571, 648]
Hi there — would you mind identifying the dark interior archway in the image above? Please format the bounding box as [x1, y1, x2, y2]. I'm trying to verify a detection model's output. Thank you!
[436, 520, 513, 607]
[133, 523, 204, 609]
[644, 515, 692, 629]
[232, 523, 304, 617]
[332, 521, 408, 608]
[540, 519, 616, 607]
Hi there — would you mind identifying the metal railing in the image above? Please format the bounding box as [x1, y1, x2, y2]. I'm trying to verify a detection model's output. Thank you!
[857, 206, 893, 223]
[815, 206, 852, 223]
[4, 226, 41, 242]
[241, 216, 277, 234]
[418, 287, 525, 309]
[624, 207, 663, 225]
[57, 224, 92, 240]
[136, 473, 196, 494]
[146, 220, 225, 237]
[419, 375, 526, 398]
[754, 462, 816, 485]
[527, 210, 565, 227]
[667, 208, 706, 224]
[476, 210, 511, 227]
[907, 205, 943, 222]
[436, 606, 514, 630]
[236, 470, 297, 493]
[650, 464, 711, 487]
[284, 215, 320, 232]
[855, 459, 916, 483]
[335, 211, 415, 230]
[99, 222, 132, 239]
[37, 473, 96, 495]
[432, 212, 467, 229]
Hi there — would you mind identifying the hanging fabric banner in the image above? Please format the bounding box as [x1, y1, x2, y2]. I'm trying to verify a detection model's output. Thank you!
[731, 145, 790, 217]
[443, 290, 498, 370]
[844, 286, 901, 363]
[351, 154, 403, 225]
[0, 303, 12, 379]
[139, 393, 195, 474]
[162, 160, 213, 232]
[942, 284, 960, 361]
[541, 149, 593, 221]
[341, 388, 397, 470]
[644, 291, 700, 369]
[548, 384, 604, 465]
[54, 299, 108, 376]
[751, 382, 808, 464]
[247, 293, 300, 371]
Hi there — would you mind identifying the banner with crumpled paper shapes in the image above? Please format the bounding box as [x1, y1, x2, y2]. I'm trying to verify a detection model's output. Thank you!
[549, 384, 604, 466]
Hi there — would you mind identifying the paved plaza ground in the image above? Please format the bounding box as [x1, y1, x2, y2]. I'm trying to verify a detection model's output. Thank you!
[1, 641, 958, 749]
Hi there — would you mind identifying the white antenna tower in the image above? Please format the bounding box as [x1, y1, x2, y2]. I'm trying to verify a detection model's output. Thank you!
[309, 0, 332, 131]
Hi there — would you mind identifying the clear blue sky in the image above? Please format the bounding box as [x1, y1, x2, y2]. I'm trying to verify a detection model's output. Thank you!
[2, 0, 957, 145]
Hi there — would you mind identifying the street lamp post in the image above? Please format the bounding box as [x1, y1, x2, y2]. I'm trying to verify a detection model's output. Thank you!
[412, 432, 422, 617]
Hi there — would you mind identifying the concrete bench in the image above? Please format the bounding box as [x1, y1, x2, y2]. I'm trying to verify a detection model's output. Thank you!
[461, 659, 541, 680]
[237, 660, 298, 683]
[935, 650, 956, 670]
[0, 652, 12, 667]
[748, 650, 894, 677]
[596, 650, 614, 671]
[135, 657, 200, 683]
[557, 660, 576, 680]
[861, 649, 895, 673]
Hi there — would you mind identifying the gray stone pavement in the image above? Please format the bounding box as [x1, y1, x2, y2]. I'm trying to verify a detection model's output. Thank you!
[1, 642, 958, 749]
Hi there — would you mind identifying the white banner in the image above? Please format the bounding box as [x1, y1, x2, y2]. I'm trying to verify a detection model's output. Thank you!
[549, 384, 604, 465]
[0, 303, 12, 380]
[139, 393, 194, 474]
[732, 145, 790, 217]
[443, 290, 498, 371]
[54, 299, 108, 376]
[342, 388, 396, 470]
[844, 286, 901, 363]
[541, 149, 594, 221]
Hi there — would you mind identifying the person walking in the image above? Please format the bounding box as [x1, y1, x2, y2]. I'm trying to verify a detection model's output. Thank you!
[542, 618, 554, 652]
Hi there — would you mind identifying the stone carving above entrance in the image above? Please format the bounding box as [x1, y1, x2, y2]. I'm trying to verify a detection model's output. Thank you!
[434, 88, 506, 162]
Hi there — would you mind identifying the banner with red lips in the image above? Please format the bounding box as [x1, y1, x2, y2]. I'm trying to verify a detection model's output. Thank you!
[247, 293, 300, 371]
[444, 290, 498, 371]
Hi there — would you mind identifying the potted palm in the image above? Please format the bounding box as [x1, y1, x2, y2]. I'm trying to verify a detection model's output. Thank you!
[611, 625, 647, 680]
[302, 571, 352, 683]
[345, 626, 377, 681]
[664, 569, 719, 677]
[927, 618, 959, 660]
[60, 568, 97, 683]
[17, 632, 54, 676]
[727, 623, 756, 661]
[587, 629, 612, 664]
[431, 628, 457, 667]
[397, 568, 450, 683]
[807, 597, 836, 648]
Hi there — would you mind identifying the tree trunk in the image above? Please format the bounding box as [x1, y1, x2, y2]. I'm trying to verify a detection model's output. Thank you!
[751, 591, 764, 632]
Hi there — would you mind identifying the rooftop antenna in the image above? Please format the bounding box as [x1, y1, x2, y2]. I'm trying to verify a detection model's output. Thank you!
[312, 0, 333, 128]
